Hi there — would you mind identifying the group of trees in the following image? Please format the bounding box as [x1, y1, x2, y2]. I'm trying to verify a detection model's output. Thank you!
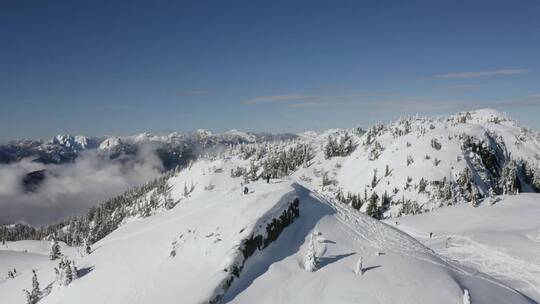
[230, 143, 315, 183]
[54, 257, 78, 287]
[6, 268, 16, 279]
[324, 133, 356, 159]
[1, 168, 181, 247]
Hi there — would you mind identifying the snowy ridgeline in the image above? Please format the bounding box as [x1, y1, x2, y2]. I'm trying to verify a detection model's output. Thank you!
[1, 174, 537, 304]
[3, 109, 540, 247]
[0, 109, 539, 303]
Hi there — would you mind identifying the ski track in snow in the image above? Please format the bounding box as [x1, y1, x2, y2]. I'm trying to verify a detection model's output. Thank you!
[306, 187, 529, 298]
[440, 235, 540, 298]
[393, 221, 540, 301]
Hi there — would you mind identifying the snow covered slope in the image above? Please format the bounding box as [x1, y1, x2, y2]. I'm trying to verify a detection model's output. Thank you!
[2, 157, 535, 303]
[0, 241, 79, 304]
[391, 193, 540, 301]
[2, 109, 540, 303]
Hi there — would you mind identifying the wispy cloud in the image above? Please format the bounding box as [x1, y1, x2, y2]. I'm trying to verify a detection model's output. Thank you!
[434, 69, 528, 79]
[287, 101, 348, 109]
[526, 94, 540, 100]
[173, 90, 210, 97]
[241, 94, 317, 104]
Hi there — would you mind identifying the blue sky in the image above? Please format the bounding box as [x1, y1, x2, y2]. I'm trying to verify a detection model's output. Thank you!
[1, 0, 539, 141]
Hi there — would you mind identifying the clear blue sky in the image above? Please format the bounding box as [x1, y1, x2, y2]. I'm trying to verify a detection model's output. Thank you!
[1, 0, 539, 141]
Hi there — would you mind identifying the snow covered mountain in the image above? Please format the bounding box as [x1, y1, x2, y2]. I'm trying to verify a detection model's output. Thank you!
[1, 109, 540, 303]
[0, 130, 297, 166]
[1, 158, 537, 303]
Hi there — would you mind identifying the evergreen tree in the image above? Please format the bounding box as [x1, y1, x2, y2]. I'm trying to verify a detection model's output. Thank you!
[304, 233, 319, 272]
[462, 289, 471, 304]
[499, 161, 520, 195]
[50, 240, 61, 260]
[371, 169, 378, 188]
[23, 270, 41, 304]
[366, 192, 380, 219]
[418, 178, 428, 193]
[55, 258, 77, 286]
[384, 165, 391, 177]
[380, 191, 391, 214]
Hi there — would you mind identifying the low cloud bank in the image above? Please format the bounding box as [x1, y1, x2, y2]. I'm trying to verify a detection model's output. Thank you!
[0, 147, 163, 227]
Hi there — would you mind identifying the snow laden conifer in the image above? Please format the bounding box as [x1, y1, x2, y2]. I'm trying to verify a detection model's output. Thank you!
[462, 289, 471, 304]
[55, 257, 78, 287]
[355, 256, 363, 275]
[23, 269, 41, 304]
[324, 132, 355, 159]
[366, 192, 380, 219]
[304, 233, 319, 272]
[500, 161, 520, 195]
[50, 239, 62, 260]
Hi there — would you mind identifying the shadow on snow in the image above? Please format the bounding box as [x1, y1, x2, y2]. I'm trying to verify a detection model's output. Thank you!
[221, 184, 335, 303]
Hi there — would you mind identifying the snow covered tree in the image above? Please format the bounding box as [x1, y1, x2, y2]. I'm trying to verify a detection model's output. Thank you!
[384, 165, 391, 177]
[418, 178, 428, 193]
[430, 138, 442, 150]
[368, 141, 384, 160]
[50, 240, 61, 260]
[70, 260, 78, 281]
[304, 233, 319, 272]
[463, 289, 471, 304]
[23, 269, 41, 304]
[371, 169, 378, 188]
[406, 155, 414, 166]
[55, 258, 77, 286]
[355, 256, 363, 275]
[499, 161, 520, 195]
[366, 192, 380, 219]
[324, 133, 356, 159]
[84, 239, 92, 255]
[380, 191, 391, 213]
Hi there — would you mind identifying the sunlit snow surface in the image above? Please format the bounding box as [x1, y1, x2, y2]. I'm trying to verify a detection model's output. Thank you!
[1, 158, 536, 303]
[1, 109, 540, 303]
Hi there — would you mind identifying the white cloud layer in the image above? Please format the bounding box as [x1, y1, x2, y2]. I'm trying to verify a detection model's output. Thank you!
[0, 148, 163, 226]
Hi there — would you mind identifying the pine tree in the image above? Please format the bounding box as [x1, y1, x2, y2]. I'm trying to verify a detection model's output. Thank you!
[304, 233, 319, 272]
[64, 260, 73, 285]
[499, 161, 520, 195]
[384, 165, 391, 177]
[84, 239, 92, 255]
[462, 289, 471, 304]
[55, 258, 76, 286]
[418, 178, 428, 193]
[366, 192, 380, 219]
[23, 269, 41, 304]
[70, 260, 78, 281]
[50, 240, 61, 260]
[371, 169, 378, 188]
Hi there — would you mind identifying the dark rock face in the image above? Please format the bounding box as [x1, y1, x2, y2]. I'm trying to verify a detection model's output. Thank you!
[22, 169, 47, 193]
[209, 198, 300, 304]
